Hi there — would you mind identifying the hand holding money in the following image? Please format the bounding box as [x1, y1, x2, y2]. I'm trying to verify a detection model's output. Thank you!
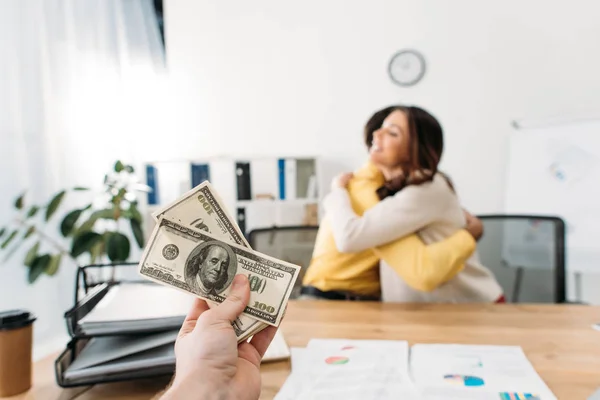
[138, 182, 300, 341]
[162, 274, 278, 400]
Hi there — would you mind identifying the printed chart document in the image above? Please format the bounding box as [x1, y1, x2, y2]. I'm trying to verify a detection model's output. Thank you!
[410, 344, 557, 400]
[275, 341, 557, 400]
[275, 339, 420, 400]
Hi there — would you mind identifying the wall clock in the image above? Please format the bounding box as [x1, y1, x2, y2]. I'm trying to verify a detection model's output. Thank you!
[388, 49, 426, 87]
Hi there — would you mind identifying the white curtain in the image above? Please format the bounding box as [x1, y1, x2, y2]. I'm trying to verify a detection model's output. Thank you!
[0, 0, 167, 357]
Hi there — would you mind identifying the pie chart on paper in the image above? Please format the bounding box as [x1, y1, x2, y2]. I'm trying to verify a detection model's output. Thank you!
[325, 356, 350, 365]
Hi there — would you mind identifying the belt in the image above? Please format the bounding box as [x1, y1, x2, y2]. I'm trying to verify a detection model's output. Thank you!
[300, 286, 380, 301]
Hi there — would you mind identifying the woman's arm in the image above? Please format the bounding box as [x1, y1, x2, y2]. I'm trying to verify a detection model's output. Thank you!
[325, 182, 445, 253]
[324, 176, 481, 291]
[375, 229, 476, 292]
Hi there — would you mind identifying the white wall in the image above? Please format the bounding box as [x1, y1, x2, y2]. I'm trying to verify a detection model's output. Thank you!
[165, 0, 600, 303]
[165, 0, 600, 212]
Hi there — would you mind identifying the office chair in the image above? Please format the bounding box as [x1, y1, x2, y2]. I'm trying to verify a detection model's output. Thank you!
[247, 226, 319, 299]
[475, 215, 566, 303]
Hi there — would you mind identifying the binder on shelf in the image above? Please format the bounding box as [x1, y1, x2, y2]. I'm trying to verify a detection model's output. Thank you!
[235, 162, 252, 200]
[278, 158, 286, 200]
[277, 157, 317, 200]
[146, 164, 159, 205]
[190, 163, 211, 188]
[236, 207, 247, 235]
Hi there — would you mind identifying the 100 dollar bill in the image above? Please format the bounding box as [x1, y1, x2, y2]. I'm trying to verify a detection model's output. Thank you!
[151, 181, 266, 337]
[138, 217, 300, 327]
[152, 181, 248, 247]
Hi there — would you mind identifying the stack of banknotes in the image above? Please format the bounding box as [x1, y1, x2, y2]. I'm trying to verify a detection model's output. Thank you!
[137, 181, 301, 342]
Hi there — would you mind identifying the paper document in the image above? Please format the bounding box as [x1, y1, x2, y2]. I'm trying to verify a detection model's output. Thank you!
[79, 283, 193, 324]
[275, 339, 420, 400]
[262, 330, 290, 363]
[290, 347, 307, 371]
[275, 341, 557, 400]
[410, 344, 557, 400]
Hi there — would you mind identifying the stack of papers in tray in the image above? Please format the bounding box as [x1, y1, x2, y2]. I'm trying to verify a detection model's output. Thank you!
[62, 330, 178, 385]
[76, 283, 193, 336]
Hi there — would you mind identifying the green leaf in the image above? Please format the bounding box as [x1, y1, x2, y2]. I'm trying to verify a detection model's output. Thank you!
[106, 232, 130, 262]
[114, 160, 125, 172]
[26, 206, 39, 218]
[97, 208, 117, 220]
[45, 190, 66, 221]
[60, 209, 84, 237]
[24, 242, 40, 266]
[73, 187, 89, 191]
[0, 227, 6, 238]
[14, 193, 25, 210]
[124, 203, 143, 223]
[2, 236, 25, 262]
[71, 231, 103, 258]
[76, 216, 97, 234]
[130, 219, 144, 248]
[76, 209, 114, 234]
[23, 226, 35, 239]
[1, 230, 18, 249]
[28, 254, 50, 284]
[45, 254, 62, 276]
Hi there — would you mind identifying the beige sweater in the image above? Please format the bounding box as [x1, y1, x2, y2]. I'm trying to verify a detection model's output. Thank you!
[325, 173, 503, 303]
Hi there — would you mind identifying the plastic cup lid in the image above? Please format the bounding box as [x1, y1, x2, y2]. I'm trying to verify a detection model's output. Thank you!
[0, 309, 36, 331]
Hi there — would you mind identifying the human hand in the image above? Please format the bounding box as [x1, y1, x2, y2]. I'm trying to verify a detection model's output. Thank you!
[463, 209, 483, 241]
[331, 172, 354, 190]
[161, 275, 278, 400]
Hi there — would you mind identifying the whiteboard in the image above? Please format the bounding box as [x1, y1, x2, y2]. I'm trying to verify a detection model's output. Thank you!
[504, 118, 600, 273]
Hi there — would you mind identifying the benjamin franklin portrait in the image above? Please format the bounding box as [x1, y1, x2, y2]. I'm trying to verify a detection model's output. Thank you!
[184, 241, 237, 296]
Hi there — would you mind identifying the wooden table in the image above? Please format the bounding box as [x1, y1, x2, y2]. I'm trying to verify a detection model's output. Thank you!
[3, 301, 600, 400]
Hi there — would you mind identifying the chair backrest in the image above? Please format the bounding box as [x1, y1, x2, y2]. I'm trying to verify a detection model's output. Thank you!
[476, 215, 566, 303]
[247, 226, 319, 299]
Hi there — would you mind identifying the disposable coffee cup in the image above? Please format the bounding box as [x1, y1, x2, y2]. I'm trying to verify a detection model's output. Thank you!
[0, 310, 36, 397]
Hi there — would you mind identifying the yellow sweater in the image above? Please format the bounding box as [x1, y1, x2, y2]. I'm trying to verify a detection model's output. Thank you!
[302, 162, 476, 297]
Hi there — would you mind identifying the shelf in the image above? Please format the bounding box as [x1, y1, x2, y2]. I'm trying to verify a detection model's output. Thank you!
[235, 198, 319, 206]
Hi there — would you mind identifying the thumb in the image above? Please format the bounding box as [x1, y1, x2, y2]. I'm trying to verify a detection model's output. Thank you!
[211, 274, 250, 323]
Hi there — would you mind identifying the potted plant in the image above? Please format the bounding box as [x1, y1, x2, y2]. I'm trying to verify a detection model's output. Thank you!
[0, 160, 148, 283]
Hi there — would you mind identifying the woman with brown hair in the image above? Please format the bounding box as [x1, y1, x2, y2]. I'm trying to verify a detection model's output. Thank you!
[301, 105, 503, 303]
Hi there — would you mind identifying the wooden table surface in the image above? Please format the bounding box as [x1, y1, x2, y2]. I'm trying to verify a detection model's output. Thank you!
[3, 301, 600, 400]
